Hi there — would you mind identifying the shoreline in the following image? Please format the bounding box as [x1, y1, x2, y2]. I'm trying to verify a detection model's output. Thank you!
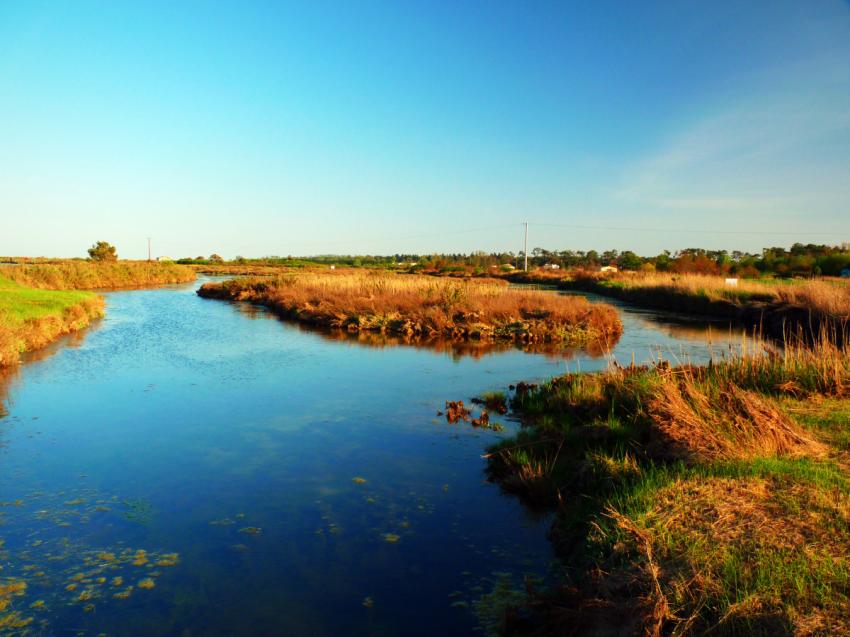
[467, 335, 850, 634]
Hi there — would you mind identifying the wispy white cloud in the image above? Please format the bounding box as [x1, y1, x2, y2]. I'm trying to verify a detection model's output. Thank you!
[618, 54, 850, 224]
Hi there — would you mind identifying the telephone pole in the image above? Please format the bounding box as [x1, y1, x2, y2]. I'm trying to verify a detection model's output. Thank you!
[523, 221, 528, 272]
[147, 237, 152, 262]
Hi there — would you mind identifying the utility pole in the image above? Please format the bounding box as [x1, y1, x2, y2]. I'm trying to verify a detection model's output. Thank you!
[147, 237, 151, 262]
[523, 222, 528, 272]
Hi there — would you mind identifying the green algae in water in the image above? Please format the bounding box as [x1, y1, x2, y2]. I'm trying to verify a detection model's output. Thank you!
[238, 526, 263, 536]
[121, 498, 153, 524]
[0, 487, 180, 634]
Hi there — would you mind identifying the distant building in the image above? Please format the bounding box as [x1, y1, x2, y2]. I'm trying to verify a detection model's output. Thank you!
[157, 256, 173, 262]
[542, 263, 560, 270]
[501, 263, 516, 270]
[599, 265, 618, 273]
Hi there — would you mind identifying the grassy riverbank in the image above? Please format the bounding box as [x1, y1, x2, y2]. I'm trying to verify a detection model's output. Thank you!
[1, 261, 196, 290]
[0, 277, 104, 367]
[505, 271, 850, 343]
[481, 336, 850, 635]
[198, 271, 623, 346]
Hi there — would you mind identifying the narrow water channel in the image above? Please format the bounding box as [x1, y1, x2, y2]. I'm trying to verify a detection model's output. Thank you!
[0, 278, 746, 636]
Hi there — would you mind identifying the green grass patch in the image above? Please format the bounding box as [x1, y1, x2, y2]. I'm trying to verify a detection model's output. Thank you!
[0, 277, 94, 325]
[0, 276, 104, 366]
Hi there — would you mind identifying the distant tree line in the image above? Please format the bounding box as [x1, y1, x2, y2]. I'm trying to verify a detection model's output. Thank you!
[176, 243, 850, 278]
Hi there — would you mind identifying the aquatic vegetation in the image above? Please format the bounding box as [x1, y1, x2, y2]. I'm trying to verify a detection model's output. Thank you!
[443, 400, 471, 424]
[238, 526, 263, 535]
[155, 553, 179, 567]
[472, 391, 509, 415]
[137, 578, 155, 590]
[197, 271, 623, 347]
[443, 400, 503, 431]
[0, 486, 180, 632]
[122, 497, 153, 524]
[472, 573, 528, 637]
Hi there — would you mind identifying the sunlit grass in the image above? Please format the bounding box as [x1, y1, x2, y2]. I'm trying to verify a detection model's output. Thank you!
[198, 270, 624, 346]
[1, 261, 195, 290]
[485, 332, 850, 634]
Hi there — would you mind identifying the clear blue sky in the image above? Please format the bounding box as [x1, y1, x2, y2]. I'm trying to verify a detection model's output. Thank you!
[1, 1, 849, 259]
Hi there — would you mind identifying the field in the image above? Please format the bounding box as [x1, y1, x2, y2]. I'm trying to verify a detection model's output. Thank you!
[0, 276, 104, 366]
[0, 261, 196, 290]
[197, 270, 623, 347]
[480, 334, 850, 635]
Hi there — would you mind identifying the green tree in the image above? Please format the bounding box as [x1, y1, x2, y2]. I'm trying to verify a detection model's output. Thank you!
[87, 241, 118, 262]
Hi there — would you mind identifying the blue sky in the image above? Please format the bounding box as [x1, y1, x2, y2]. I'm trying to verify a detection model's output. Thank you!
[1, 1, 849, 259]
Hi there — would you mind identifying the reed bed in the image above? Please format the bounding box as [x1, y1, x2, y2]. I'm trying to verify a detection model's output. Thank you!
[198, 271, 623, 346]
[1, 261, 196, 290]
[585, 271, 850, 316]
[483, 333, 850, 635]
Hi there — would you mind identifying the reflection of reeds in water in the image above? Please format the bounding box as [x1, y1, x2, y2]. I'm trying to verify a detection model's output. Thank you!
[198, 271, 624, 348]
[300, 324, 613, 360]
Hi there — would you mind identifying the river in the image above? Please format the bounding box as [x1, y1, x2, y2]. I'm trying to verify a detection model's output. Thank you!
[0, 278, 745, 636]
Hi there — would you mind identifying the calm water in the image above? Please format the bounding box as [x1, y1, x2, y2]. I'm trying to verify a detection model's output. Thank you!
[0, 279, 744, 636]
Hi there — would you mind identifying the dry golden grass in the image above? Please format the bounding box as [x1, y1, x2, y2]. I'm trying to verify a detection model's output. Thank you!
[198, 271, 623, 346]
[595, 272, 850, 317]
[604, 475, 850, 636]
[1, 261, 195, 290]
[648, 373, 827, 461]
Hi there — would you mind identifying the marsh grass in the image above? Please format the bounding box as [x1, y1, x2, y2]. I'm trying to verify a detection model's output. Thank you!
[484, 334, 850, 635]
[581, 272, 850, 319]
[1, 261, 195, 290]
[198, 271, 623, 346]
